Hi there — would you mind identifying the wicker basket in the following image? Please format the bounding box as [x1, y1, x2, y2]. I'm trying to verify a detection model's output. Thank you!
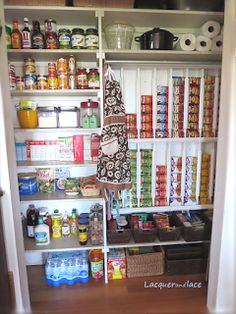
[132, 227, 157, 243]
[4, 0, 65, 5]
[126, 246, 164, 278]
[107, 228, 131, 244]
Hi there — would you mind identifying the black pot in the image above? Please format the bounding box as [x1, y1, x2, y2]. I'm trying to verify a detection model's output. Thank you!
[135, 28, 178, 50]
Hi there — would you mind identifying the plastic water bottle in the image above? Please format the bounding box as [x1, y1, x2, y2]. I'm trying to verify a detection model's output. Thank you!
[80, 256, 89, 283]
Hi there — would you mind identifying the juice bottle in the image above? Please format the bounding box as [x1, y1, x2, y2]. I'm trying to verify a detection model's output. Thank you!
[51, 209, 62, 238]
[89, 249, 103, 279]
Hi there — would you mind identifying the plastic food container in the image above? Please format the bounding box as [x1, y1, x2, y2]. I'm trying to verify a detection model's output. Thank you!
[18, 173, 38, 195]
[58, 107, 79, 128]
[80, 100, 99, 128]
[104, 23, 134, 49]
[37, 107, 58, 128]
[17, 110, 38, 128]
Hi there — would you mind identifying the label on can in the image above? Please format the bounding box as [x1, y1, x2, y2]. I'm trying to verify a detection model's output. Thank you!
[90, 260, 103, 279]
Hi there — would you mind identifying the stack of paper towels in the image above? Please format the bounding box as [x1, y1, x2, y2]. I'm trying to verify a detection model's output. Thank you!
[176, 20, 223, 52]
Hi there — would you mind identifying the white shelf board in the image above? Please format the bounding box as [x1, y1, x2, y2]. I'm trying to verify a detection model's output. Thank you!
[24, 236, 103, 253]
[114, 204, 213, 215]
[102, 8, 224, 28]
[4, 6, 98, 26]
[14, 127, 101, 134]
[104, 50, 222, 62]
[128, 137, 217, 144]
[11, 89, 99, 97]
[108, 236, 210, 249]
[7, 49, 99, 62]
[17, 160, 97, 169]
[20, 192, 103, 203]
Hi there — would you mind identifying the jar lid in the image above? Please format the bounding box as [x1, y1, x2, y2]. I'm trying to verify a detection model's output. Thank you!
[59, 28, 71, 33]
[37, 106, 58, 112]
[58, 106, 78, 112]
[79, 218, 89, 225]
[81, 100, 98, 108]
[86, 28, 98, 34]
[18, 172, 37, 179]
[72, 28, 84, 33]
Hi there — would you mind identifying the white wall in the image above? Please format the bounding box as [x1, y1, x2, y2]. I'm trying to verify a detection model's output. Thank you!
[0, 0, 31, 312]
[207, 0, 236, 312]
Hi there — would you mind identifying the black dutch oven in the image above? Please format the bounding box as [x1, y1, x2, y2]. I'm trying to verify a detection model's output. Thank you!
[135, 28, 178, 50]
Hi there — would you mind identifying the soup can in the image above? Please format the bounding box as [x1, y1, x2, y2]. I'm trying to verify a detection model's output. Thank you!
[57, 58, 68, 74]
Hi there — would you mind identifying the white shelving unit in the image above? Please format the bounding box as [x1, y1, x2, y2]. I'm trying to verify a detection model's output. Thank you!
[3, 4, 223, 286]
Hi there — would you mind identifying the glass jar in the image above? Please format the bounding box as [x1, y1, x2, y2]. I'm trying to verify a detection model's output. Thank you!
[58, 28, 72, 49]
[85, 28, 98, 49]
[80, 99, 99, 128]
[76, 67, 88, 89]
[72, 28, 85, 49]
[89, 205, 103, 245]
[87, 68, 99, 89]
[78, 218, 88, 245]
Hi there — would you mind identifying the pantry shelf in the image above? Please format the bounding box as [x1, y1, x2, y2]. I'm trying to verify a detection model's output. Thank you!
[113, 204, 213, 215]
[11, 89, 100, 97]
[14, 127, 101, 134]
[107, 236, 210, 250]
[128, 137, 218, 144]
[20, 192, 103, 203]
[104, 50, 222, 62]
[24, 236, 103, 253]
[17, 160, 97, 169]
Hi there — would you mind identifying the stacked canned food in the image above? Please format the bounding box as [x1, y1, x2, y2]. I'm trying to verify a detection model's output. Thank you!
[187, 77, 200, 137]
[172, 77, 185, 138]
[123, 150, 138, 208]
[24, 58, 37, 90]
[169, 156, 182, 206]
[8, 63, 16, 90]
[184, 156, 198, 205]
[203, 76, 215, 137]
[156, 86, 169, 138]
[155, 165, 167, 206]
[200, 153, 211, 204]
[140, 150, 152, 207]
[126, 114, 137, 139]
[140, 96, 153, 138]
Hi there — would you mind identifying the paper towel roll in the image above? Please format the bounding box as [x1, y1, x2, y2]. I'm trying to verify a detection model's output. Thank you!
[196, 35, 212, 52]
[176, 34, 196, 51]
[200, 20, 221, 39]
[211, 35, 223, 52]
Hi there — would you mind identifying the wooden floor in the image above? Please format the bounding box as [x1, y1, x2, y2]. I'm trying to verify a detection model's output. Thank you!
[28, 266, 209, 314]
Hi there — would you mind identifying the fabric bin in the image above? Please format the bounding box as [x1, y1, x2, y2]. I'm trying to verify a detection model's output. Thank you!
[126, 246, 164, 278]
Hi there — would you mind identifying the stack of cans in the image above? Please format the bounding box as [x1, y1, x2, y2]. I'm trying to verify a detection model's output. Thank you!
[200, 153, 211, 204]
[8, 63, 16, 90]
[126, 114, 138, 139]
[140, 96, 153, 138]
[24, 58, 37, 90]
[184, 156, 198, 205]
[203, 76, 215, 137]
[187, 77, 200, 137]
[172, 77, 185, 138]
[170, 156, 182, 206]
[123, 150, 138, 208]
[155, 165, 167, 206]
[140, 150, 152, 207]
[156, 86, 169, 138]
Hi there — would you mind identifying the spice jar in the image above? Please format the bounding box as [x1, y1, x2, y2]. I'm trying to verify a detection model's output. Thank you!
[72, 28, 85, 49]
[85, 28, 99, 49]
[76, 67, 88, 89]
[80, 99, 99, 128]
[58, 28, 72, 49]
[88, 68, 99, 89]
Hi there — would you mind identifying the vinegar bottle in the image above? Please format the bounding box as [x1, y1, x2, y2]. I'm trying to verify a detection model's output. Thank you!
[11, 18, 22, 49]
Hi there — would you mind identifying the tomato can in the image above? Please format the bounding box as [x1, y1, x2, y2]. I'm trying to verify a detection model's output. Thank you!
[156, 165, 167, 174]
[141, 95, 152, 105]
[58, 73, 68, 89]
[48, 74, 58, 90]
[141, 114, 152, 123]
[57, 58, 68, 74]
[48, 62, 57, 75]
[155, 198, 167, 206]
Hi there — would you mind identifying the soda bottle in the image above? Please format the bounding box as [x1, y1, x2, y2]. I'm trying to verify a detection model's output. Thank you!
[11, 18, 22, 49]
[22, 17, 32, 49]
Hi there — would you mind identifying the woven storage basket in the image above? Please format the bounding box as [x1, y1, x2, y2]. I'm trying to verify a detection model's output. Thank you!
[107, 228, 131, 244]
[126, 247, 164, 278]
[4, 0, 65, 5]
[132, 227, 157, 243]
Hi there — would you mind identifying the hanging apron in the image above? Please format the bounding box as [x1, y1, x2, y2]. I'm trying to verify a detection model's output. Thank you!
[96, 76, 132, 199]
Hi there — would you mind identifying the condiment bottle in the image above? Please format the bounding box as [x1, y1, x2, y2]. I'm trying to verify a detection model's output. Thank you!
[22, 17, 32, 49]
[51, 209, 62, 238]
[61, 212, 70, 237]
[11, 18, 22, 49]
[34, 216, 50, 245]
[70, 209, 78, 236]
[78, 218, 88, 245]
[32, 20, 45, 49]
[26, 204, 38, 238]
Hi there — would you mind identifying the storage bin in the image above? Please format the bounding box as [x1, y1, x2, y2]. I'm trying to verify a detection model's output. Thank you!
[126, 246, 164, 278]
[132, 227, 157, 243]
[58, 107, 79, 128]
[174, 212, 211, 242]
[165, 244, 209, 275]
[156, 215, 183, 241]
[107, 228, 131, 244]
[38, 107, 58, 128]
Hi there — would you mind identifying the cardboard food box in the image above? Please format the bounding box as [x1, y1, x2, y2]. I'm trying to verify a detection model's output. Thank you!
[107, 248, 126, 280]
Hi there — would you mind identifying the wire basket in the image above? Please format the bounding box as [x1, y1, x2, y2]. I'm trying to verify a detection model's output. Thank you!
[126, 247, 164, 278]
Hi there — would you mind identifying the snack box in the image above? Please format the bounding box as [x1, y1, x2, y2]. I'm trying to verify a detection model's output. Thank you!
[107, 248, 126, 280]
